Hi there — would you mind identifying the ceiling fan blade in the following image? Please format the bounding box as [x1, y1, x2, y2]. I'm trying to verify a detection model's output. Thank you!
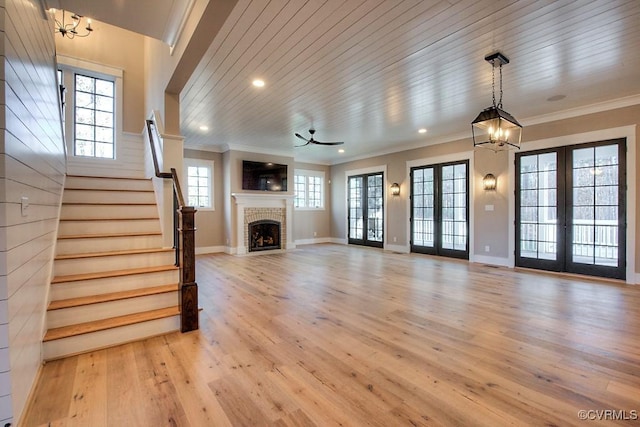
[312, 140, 344, 146]
[294, 133, 309, 142]
[294, 140, 311, 147]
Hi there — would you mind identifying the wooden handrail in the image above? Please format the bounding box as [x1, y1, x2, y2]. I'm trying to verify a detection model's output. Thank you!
[170, 167, 186, 207]
[146, 119, 172, 179]
[145, 119, 199, 333]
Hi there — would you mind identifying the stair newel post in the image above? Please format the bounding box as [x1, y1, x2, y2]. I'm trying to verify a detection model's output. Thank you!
[178, 205, 198, 332]
[170, 167, 198, 333]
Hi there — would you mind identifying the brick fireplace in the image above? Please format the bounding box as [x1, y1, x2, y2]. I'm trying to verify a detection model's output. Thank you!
[232, 193, 295, 255]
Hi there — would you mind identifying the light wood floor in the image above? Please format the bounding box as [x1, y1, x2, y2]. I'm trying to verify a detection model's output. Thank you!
[22, 244, 640, 426]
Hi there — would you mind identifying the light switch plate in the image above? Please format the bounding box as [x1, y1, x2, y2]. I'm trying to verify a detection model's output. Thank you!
[21, 196, 29, 217]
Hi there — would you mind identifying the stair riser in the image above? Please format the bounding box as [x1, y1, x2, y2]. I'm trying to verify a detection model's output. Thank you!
[61, 204, 159, 220]
[43, 315, 180, 360]
[48, 292, 178, 329]
[51, 270, 179, 300]
[55, 235, 164, 255]
[65, 177, 153, 192]
[54, 252, 176, 276]
[58, 219, 161, 235]
[63, 190, 156, 204]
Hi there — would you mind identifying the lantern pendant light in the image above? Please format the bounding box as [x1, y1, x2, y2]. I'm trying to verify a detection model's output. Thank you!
[472, 52, 522, 151]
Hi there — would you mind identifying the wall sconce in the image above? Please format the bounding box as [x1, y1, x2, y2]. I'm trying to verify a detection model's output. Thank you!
[390, 182, 400, 196]
[483, 173, 497, 191]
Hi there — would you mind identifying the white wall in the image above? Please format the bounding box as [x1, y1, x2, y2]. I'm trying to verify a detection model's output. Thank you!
[0, 1, 66, 424]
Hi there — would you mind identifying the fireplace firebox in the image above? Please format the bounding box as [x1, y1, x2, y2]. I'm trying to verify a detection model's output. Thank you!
[249, 220, 281, 252]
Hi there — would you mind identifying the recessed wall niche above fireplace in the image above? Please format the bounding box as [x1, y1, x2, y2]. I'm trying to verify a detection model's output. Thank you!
[232, 193, 295, 255]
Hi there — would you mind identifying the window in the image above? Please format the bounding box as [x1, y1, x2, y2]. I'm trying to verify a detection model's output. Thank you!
[185, 159, 214, 210]
[74, 74, 115, 158]
[58, 57, 122, 161]
[294, 170, 325, 209]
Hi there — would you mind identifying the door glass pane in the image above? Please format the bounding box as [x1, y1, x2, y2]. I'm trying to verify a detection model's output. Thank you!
[348, 177, 363, 240]
[519, 152, 558, 260]
[412, 167, 434, 247]
[571, 145, 619, 266]
[441, 164, 467, 250]
[367, 174, 383, 242]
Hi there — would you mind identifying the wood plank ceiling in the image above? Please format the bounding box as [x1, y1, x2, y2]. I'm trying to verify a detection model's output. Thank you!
[180, 0, 640, 164]
[50, 0, 640, 164]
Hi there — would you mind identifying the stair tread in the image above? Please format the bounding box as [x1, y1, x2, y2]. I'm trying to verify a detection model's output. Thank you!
[65, 187, 154, 193]
[60, 217, 160, 221]
[52, 265, 178, 284]
[43, 306, 180, 341]
[66, 175, 150, 181]
[62, 202, 157, 205]
[48, 284, 179, 311]
[58, 231, 162, 239]
[55, 248, 174, 260]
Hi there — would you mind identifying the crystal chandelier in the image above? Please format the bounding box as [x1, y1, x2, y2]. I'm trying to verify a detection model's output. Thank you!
[471, 52, 522, 151]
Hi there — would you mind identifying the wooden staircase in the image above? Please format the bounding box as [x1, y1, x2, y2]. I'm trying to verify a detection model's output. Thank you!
[43, 175, 181, 360]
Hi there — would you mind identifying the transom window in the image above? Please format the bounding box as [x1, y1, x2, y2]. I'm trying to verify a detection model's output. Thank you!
[294, 170, 325, 209]
[185, 159, 214, 210]
[74, 74, 114, 158]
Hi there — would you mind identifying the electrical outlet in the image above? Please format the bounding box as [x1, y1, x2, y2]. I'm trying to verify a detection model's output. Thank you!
[485, 245, 490, 252]
[313, 231, 317, 237]
[393, 236, 397, 242]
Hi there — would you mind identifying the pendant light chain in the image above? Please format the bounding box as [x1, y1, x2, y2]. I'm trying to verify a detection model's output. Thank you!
[491, 60, 504, 108]
[491, 63, 496, 108]
[498, 62, 503, 109]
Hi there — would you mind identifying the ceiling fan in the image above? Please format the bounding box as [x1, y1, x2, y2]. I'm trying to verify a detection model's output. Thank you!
[294, 129, 344, 147]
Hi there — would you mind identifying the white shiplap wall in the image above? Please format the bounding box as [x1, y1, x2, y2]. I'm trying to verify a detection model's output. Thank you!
[1, 0, 66, 425]
[66, 131, 146, 178]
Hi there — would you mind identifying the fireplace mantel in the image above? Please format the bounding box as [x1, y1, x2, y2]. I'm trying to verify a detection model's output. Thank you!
[232, 193, 295, 255]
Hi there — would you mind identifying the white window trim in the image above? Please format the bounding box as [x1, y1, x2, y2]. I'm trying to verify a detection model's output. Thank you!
[184, 158, 215, 211]
[57, 55, 123, 161]
[294, 169, 325, 210]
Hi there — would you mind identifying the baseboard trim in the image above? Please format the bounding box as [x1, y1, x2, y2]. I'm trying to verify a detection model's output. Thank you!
[471, 255, 511, 267]
[295, 237, 332, 245]
[329, 238, 348, 245]
[384, 244, 410, 254]
[195, 246, 226, 255]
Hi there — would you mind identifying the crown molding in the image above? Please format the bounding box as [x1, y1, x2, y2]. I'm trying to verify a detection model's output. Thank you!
[523, 94, 640, 127]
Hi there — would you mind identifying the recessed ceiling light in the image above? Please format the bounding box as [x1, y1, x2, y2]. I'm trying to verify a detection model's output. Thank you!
[418, 128, 427, 134]
[199, 125, 209, 131]
[252, 79, 265, 88]
[338, 149, 345, 153]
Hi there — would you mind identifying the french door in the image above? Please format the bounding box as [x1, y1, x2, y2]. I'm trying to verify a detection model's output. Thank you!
[348, 172, 384, 248]
[410, 161, 469, 259]
[515, 139, 626, 279]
